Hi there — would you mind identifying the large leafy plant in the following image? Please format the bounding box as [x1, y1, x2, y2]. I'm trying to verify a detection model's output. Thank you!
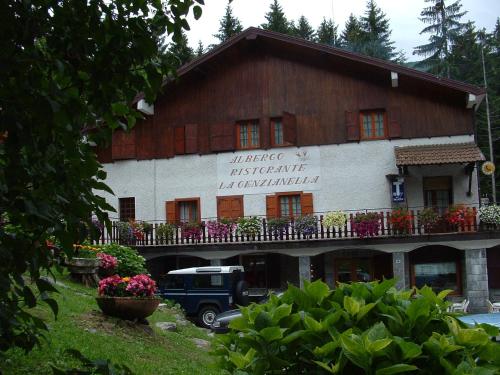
[96, 244, 147, 277]
[214, 279, 500, 374]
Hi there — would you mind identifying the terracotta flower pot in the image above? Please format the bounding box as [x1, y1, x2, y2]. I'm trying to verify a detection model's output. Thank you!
[96, 296, 161, 320]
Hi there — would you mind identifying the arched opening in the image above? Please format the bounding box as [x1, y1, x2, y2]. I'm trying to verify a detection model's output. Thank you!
[409, 245, 463, 295]
[146, 255, 209, 280]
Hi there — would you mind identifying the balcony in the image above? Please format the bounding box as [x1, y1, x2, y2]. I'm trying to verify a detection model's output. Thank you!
[92, 206, 500, 248]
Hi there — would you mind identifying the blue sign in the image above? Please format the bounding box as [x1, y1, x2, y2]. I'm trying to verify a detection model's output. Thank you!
[392, 178, 405, 202]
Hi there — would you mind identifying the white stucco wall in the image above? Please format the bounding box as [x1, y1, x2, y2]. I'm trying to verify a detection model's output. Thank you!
[99, 134, 480, 221]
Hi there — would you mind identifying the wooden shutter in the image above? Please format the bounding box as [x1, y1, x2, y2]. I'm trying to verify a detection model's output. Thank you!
[217, 196, 244, 220]
[166, 201, 176, 223]
[283, 112, 297, 145]
[185, 124, 198, 154]
[112, 128, 136, 160]
[260, 117, 270, 149]
[388, 107, 402, 138]
[266, 195, 278, 219]
[174, 126, 185, 154]
[198, 123, 210, 154]
[301, 193, 314, 215]
[136, 117, 155, 160]
[156, 126, 174, 158]
[345, 110, 359, 141]
[96, 145, 112, 163]
[210, 123, 235, 152]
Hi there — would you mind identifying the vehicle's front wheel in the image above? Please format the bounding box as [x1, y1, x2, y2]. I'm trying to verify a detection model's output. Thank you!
[198, 305, 220, 329]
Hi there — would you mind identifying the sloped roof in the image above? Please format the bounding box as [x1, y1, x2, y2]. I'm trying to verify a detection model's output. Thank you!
[395, 143, 485, 166]
[178, 27, 485, 97]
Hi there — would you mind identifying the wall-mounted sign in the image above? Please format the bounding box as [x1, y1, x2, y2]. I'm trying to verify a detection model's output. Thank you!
[217, 146, 321, 196]
[392, 177, 405, 202]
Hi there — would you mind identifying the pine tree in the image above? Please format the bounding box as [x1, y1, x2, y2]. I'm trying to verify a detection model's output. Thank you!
[359, 0, 397, 60]
[261, 0, 290, 35]
[413, 0, 467, 77]
[292, 15, 315, 41]
[340, 14, 364, 53]
[167, 31, 194, 69]
[214, 2, 243, 43]
[316, 18, 340, 47]
[195, 40, 205, 58]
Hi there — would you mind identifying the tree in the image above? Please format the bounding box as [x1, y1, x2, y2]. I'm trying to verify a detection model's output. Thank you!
[0, 0, 202, 352]
[292, 15, 316, 41]
[414, 0, 467, 77]
[214, 2, 243, 43]
[340, 14, 365, 53]
[261, 0, 290, 35]
[359, 0, 398, 60]
[316, 18, 340, 47]
[167, 30, 194, 69]
[195, 40, 205, 57]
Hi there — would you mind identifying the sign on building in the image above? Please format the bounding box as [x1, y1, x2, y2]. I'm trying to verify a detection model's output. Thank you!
[217, 146, 321, 196]
[392, 177, 405, 202]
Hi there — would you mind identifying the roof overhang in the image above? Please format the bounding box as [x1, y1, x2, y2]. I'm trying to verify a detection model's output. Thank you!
[395, 143, 486, 167]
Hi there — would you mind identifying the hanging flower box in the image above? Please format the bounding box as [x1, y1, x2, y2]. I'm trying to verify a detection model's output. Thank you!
[267, 217, 290, 238]
[293, 215, 317, 238]
[351, 212, 381, 238]
[390, 208, 412, 235]
[206, 219, 236, 240]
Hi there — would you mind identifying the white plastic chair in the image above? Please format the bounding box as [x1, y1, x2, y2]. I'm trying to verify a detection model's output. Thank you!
[449, 299, 467, 313]
[487, 300, 500, 313]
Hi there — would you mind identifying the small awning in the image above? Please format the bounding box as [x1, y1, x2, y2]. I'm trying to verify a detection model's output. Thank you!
[395, 142, 485, 166]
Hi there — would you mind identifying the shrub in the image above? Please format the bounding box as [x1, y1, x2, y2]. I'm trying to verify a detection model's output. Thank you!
[323, 211, 347, 229]
[351, 212, 380, 238]
[97, 244, 147, 277]
[213, 279, 500, 374]
[293, 215, 317, 237]
[390, 208, 412, 234]
[237, 216, 262, 237]
[479, 205, 500, 225]
[267, 217, 290, 237]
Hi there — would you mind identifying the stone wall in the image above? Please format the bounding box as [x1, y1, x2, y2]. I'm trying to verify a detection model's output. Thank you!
[465, 248, 489, 313]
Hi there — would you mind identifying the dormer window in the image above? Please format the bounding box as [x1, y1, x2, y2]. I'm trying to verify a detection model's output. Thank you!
[237, 120, 260, 149]
[360, 110, 387, 140]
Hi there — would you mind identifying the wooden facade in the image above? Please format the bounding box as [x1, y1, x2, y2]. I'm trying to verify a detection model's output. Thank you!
[97, 28, 481, 164]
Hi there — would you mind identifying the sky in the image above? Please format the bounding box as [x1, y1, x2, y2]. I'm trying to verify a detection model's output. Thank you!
[185, 0, 500, 59]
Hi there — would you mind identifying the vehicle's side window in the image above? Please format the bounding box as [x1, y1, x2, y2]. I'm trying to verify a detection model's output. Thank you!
[163, 275, 184, 289]
[193, 274, 223, 288]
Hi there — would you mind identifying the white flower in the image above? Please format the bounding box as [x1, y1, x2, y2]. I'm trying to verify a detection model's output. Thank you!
[323, 211, 347, 228]
[479, 205, 500, 224]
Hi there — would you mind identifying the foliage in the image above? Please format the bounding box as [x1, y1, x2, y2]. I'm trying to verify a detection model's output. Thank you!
[293, 215, 317, 237]
[51, 349, 133, 375]
[323, 211, 347, 229]
[341, 14, 365, 52]
[181, 222, 202, 241]
[156, 223, 176, 242]
[97, 253, 118, 271]
[479, 204, 500, 225]
[267, 217, 290, 237]
[213, 279, 500, 374]
[73, 244, 100, 259]
[418, 207, 440, 230]
[96, 244, 147, 277]
[237, 216, 262, 237]
[390, 208, 412, 234]
[261, 0, 291, 35]
[116, 221, 134, 244]
[166, 30, 195, 69]
[0, 0, 202, 352]
[195, 40, 205, 57]
[413, 0, 467, 77]
[206, 220, 236, 240]
[214, 2, 243, 43]
[351, 212, 381, 238]
[316, 18, 340, 47]
[291, 15, 316, 41]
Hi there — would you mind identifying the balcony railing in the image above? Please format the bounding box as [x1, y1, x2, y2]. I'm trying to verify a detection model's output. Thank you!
[89, 206, 499, 247]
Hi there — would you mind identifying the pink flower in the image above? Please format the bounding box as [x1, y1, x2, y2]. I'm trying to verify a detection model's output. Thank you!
[125, 274, 157, 297]
[97, 252, 118, 270]
[98, 275, 126, 296]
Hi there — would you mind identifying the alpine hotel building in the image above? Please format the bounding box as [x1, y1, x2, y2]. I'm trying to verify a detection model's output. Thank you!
[96, 28, 500, 312]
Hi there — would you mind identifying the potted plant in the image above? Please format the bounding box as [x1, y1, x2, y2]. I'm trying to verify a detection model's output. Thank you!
[156, 222, 176, 243]
[445, 204, 474, 230]
[478, 204, 500, 229]
[293, 215, 317, 238]
[96, 274, 160, 320]
[418, 208, 440, 232]
[390, 208, 412, 235]
[206, 219, 236, 240]
[66, 244, 101, 286]
[116, 221, 134, 244]
[237, 216, 262, 238]
[267, 217, 290, 238]
[323, 211, 347, 231]
[181, 222, 202, 241]
[351, 212, 380, 238]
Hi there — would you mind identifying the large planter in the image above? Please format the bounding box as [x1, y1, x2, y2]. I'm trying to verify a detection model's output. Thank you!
[96, 296, 161, 320]
[66, 257, 99, 287]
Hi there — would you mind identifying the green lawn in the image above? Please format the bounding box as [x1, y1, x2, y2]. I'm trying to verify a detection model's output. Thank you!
[1, 272, 219, 374]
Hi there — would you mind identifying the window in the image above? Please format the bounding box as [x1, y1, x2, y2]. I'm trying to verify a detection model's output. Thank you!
[279, 195, 301, 217]
[271, 119, 284, 146]
[237, 120, 259, 149]
[335, 259, 372, 283]
[166, 198, 201, 224]
[161, 275, 184, 289]
[360, 110, 387, 140]
[423, 176, 452, 215]
[193, 274, 224, 289]
[119, 197, 135, 221]
[413, 262, 459, 293]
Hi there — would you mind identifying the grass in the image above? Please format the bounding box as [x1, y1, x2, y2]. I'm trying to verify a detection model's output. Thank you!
[1, 271, 219, 374]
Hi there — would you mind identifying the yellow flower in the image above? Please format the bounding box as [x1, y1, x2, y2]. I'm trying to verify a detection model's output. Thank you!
[122, 277, 131, 282]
